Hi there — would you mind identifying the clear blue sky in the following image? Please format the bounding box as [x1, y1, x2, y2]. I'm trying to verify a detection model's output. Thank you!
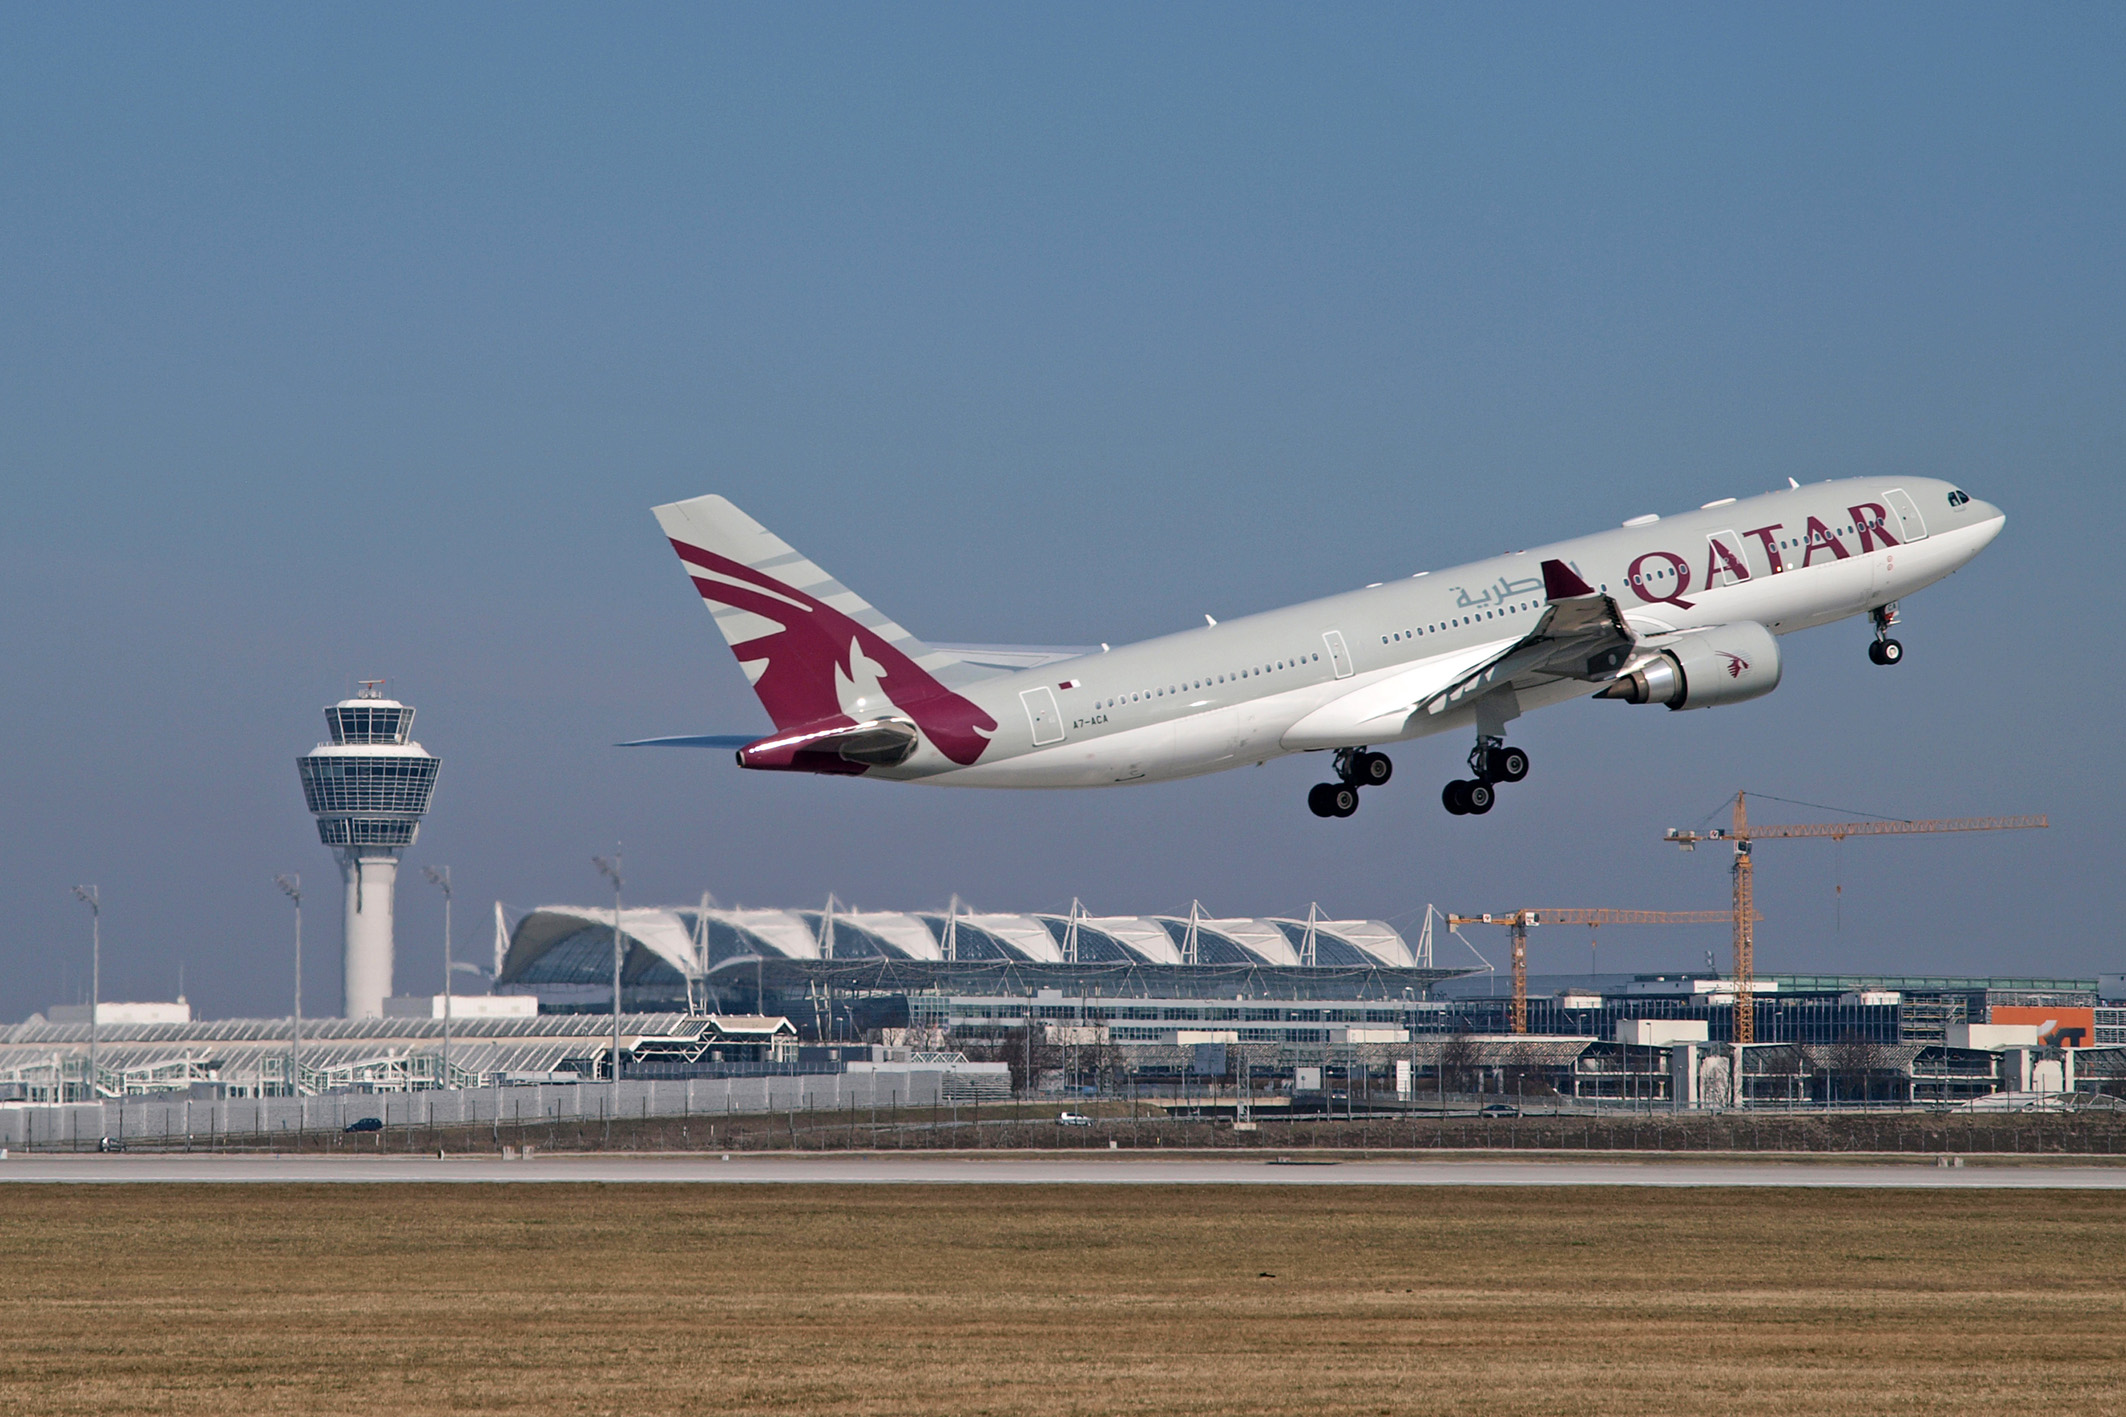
[3, 5, 2120, 1018]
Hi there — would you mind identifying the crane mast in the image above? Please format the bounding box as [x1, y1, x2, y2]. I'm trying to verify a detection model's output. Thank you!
[1666, 793, 2047, 1050]
[1448, 908, 1748, 1035]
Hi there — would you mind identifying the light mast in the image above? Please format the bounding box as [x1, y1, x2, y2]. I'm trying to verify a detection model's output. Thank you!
[296, 682, 441, 1018]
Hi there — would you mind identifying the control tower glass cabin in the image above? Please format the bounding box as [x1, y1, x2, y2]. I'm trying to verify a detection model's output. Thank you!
[296, 684, 441, 1018]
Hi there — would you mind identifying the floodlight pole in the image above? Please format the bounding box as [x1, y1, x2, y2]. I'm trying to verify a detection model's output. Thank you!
[71, 886, 99, 1102]
[593, 853, 624, 1109]
[276, 875, 303, 1092]
[424, 866, 453, 1088]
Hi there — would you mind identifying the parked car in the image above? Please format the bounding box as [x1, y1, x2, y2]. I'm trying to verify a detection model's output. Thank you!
[1057, 1111, 1093, 1127]
[96, 1135, 126, 1152]
[1477, 1103, 1522, 1118]
[343, 1116, 384, 1133]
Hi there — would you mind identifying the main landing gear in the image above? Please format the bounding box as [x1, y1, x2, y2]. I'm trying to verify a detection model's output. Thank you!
[1307, 748, 1392, 818]
[1868, 603, 1904, 666]
[1441, 736, 1530, 817]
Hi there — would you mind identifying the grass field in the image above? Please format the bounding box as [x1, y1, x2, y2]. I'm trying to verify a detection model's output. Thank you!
[2, 1184, 2121, 1416]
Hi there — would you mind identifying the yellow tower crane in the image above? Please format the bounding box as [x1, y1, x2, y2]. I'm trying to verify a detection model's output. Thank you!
[1447, 908, 1747, 1035]
[1664, 792, 2048, 1045]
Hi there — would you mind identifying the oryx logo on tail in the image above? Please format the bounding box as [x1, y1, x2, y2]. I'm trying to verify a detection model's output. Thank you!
[655, 496, 997, 770]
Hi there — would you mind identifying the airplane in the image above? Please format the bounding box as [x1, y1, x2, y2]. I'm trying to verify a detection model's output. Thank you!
[628, 478, 2003, 818]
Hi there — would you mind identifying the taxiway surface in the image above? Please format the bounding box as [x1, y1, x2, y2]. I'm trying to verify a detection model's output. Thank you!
[3, 1153, 2123, 1187]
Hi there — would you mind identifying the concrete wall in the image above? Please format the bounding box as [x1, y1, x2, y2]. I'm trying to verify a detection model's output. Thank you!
[0, 1070, 957, 1149]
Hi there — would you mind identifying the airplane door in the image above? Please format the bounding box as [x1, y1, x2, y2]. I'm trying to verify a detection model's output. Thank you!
[1883, 488, 1930, 542]
[1323, 631, 1354, 679]
[1020, 686, 1065, 745]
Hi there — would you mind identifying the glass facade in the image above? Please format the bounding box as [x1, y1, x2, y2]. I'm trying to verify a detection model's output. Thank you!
[316, 817, 418, 847]
[299, 754, 440, 814]
[1270, 921, 1376, 968]
[1156, 919, 1255, 966]
[326, 704, 413, 745]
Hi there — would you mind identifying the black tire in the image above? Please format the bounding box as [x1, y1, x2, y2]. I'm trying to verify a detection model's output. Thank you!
[1308, 783, 1340, 818]
[1867, 640, 1886, 665]
[1878, 637, 1903, 665]
[1330, 784, 1361, 817]
[1356, 751, 1392, 786]
[1466, 780, 1496, 814]
[1442, 780, 1470, 816]
[1494, 746, 1530, 783]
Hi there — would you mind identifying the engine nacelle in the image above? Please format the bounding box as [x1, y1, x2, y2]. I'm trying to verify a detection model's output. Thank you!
[1597, 622, 1781, 710]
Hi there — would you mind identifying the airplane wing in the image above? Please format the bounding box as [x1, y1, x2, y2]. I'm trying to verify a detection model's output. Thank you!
[1283, 561, 1639, 749]
[1419, 560, 1636, 719]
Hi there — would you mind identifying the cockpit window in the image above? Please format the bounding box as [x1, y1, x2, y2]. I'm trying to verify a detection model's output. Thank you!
[1947, 489, 1971, 507]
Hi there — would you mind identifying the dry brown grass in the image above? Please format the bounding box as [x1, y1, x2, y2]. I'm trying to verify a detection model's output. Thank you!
[0, 1184, 2121, 1416]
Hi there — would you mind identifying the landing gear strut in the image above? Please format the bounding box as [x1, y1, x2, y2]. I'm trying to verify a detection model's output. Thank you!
[1441, 735, 1530, 817]
[1869, 603, 1903, 666]
[1338, 747, 1393, 787]
[1307, 748, 1391, 818]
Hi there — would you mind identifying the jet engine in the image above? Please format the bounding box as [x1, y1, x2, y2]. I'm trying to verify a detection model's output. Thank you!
[1597, 622, 1781, 710]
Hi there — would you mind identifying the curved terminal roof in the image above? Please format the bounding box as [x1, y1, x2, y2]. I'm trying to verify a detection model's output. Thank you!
[498, 905, 1415, 988]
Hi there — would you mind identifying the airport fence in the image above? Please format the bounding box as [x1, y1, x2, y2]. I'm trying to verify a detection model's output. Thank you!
[0, 1069, 970, 1151]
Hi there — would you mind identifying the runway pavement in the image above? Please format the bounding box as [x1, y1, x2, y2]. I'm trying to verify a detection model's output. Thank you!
[4, 1152, 2125, 1187]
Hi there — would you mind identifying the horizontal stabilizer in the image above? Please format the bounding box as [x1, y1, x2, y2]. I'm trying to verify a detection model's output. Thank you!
[616, 734, 760, 749]
[739, 716, 921, 772]
[928, 642, 1097, 673]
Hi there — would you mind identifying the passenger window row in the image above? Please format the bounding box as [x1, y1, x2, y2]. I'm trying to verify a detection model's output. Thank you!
[1381, 601, 1537, 646]
[1093, 653, 1323, 711]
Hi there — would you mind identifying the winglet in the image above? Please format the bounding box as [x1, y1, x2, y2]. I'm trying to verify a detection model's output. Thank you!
[1541, 559, 1596, 599]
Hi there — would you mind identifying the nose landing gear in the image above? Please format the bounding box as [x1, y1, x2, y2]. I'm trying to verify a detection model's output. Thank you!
[1869, 603, 1903, 666]
[1440, 736, 1529, 817]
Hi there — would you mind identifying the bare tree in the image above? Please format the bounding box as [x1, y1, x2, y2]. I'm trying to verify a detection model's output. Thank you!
[1437, 1030, 1481, 1095]
[957, 1023, 1060, 1097]
[1826, 1031, 1890, 1104]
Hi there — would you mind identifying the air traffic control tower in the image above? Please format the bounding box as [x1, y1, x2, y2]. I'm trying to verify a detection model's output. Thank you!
[297, 682, 441, 1018]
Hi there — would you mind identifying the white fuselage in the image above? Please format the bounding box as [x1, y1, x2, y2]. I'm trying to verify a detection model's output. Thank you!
[889, 477, 2003, 787]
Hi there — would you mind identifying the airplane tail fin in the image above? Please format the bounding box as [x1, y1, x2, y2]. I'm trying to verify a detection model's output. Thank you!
[651, 495, 1000, 764]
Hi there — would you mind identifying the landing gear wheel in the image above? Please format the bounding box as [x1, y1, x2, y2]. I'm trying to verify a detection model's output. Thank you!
[1442, 780, 1471, 816]
[1351, 750, 1392, 786]
[1485, 746, 1530, 783]
[1465, 780, 1496, 814]
[1869, 638, 1903, 666]
[1311, 782, 1360, 818]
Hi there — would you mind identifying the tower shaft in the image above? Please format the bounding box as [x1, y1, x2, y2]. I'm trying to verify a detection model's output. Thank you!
[339, 849, 402, 1020]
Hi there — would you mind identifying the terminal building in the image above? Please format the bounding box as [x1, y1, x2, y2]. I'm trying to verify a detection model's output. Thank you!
[5, 889, 2120, 1112]
[496, 901, 1453, 1017]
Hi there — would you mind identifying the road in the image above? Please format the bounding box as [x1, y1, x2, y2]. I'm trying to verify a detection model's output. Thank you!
[4, 1153, 2124, 1186]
